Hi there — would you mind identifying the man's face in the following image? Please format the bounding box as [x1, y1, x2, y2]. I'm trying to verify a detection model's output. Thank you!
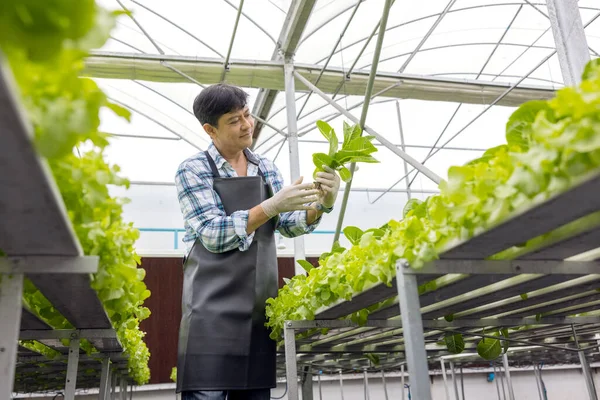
[205, 106, 254, 151]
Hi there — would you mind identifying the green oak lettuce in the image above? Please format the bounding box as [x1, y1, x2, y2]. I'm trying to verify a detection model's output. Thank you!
[266, 58, 600, 361]
[1, 0, 150, 384]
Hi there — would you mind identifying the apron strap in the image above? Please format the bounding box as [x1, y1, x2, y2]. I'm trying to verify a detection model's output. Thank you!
[205, 149, 267, 179]
[204, 151, 221, 178]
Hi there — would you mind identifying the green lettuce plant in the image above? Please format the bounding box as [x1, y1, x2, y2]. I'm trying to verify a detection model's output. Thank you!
[266, 59, 600, 361]
[312, 120, 379, 183]
[1, 0, 150, 384]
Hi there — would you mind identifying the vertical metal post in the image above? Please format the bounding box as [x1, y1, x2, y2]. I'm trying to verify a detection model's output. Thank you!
[498, 364, 507, 400]
[572, 325, 598, 400]
[318, 372, 323, 400]
[0, 273, 23, 399]
[493, 364, 503, 400]
[332, 0, 394, 245]
[111, 370, 117, 400]
[502, 353, 516, 400]
[396, 260, 432, 400]
[301, 366, 313, 400]
[460, 366, 465, 400]
[99, 358, 111, 400]
[546, 0, 591, 86]
[395, 101, 411, 199]
[381, 369, 389, 400]
[450, 361, 460, 400]
[339, 370, 344, 400]
[533, 365, 543, 400]
[283, 61, 306, 272]
[401, 364, 406, 400]
[363, 369, 370, 400]
[64, 337, 80, 400]
[0, 278, 23, 394]
[120, 377, 127, 400]
[284, 322, 299, 400]
[441, 359, 451, 400]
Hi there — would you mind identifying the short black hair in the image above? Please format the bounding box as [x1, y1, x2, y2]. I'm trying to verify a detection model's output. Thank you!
[192, 83, 249, 127]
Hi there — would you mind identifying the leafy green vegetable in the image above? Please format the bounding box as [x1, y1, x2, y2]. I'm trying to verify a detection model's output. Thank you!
[477, 333, 502, 360]
[297, 260, 314, 273]
[312, 120, 379, 183]
[265, 50, 600, 361]
[1, 0, 150, 384]
[445, 333, 465, 354]
[343, 226, 364, 246]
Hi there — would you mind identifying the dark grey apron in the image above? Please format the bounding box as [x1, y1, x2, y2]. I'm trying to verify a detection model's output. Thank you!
[176, 150, 278, 392]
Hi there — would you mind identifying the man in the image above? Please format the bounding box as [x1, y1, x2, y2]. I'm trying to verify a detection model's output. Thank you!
[174, 83, 340, 400]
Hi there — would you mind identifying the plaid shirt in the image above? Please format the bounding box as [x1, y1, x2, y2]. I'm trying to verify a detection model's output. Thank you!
[175, 143, 321, 254]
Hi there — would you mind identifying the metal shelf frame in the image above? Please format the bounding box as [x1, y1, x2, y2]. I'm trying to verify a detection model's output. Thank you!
[0, 58, 132, 399]
[281, 169, 600, 400]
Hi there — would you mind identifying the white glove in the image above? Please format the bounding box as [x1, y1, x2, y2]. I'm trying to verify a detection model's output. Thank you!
[315, 165, 341, 208]
[260, 177, 319, 218]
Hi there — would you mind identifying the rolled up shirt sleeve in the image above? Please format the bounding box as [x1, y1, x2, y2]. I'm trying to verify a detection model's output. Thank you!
[175, 163, 255, 253]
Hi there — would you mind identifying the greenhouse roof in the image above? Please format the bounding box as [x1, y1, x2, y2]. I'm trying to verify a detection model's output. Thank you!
[91, 0, 600, 192]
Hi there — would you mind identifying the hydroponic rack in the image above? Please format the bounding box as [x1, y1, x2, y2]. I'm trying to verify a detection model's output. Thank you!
[0, 61, 131, 399]
[280, 170, 600, 400]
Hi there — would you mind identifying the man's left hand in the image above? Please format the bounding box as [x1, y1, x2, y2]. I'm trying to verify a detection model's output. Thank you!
[315, 165, 341, 208]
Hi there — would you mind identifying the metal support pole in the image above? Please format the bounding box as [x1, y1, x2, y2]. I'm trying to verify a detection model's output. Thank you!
[441, 359, 451, 400]
[64, 337, 80, 400]
[502, 353, 516, 400]
[381, 369, 389, 400]
[120, 377, 127, 400]
[363, 369, 370, 400]
[284, 322, 299, 400]
[572, 324, 598, 400]
[301, 366, 313, 400]
[318, 372, 323, 400]
[98, 358, 111, 400]
[401, 364, 406, 400]
[221, 0, 245, 81]
[493, 364, 502, 400]
[396, 260, 432, 400]
[283, 61, 306, 272]
[332, 0, 394, 245]
[460, 366, 465, 400]
[105, 365, 112, 400]
[339, 370, 344, 400]
[546, 0, 591, 86]
[395, 101, 411, 199]
[498, 364, 507, 400]
[0, 273, 23, 399]
[450, 361, 460, 400]
[533, 365, 543, 400]
[111, 370, 117, 400]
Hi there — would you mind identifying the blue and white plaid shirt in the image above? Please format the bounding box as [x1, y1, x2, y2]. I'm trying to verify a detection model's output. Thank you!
[175, 143, 321, 254]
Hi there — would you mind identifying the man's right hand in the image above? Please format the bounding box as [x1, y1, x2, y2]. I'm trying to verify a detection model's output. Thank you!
[260, 176, 319, 218]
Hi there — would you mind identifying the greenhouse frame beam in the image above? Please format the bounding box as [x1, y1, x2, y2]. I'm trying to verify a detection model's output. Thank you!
[85, 52, 556, 106]
[221, 0, 245, 82]
[332, 0, 394, 245]
[159, 62, 286, 136]
[283, 62, 306, 272]
[398, 0, 457, 73]
[547, 0, 591, 86]
[251, 0, 317, 145]
[129, 0, 224, 57]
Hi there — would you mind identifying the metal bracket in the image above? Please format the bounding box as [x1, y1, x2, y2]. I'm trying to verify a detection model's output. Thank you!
[0, 256, 99, 274]
[409, 259, 600, 275]
[20, 329, 117, 341]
